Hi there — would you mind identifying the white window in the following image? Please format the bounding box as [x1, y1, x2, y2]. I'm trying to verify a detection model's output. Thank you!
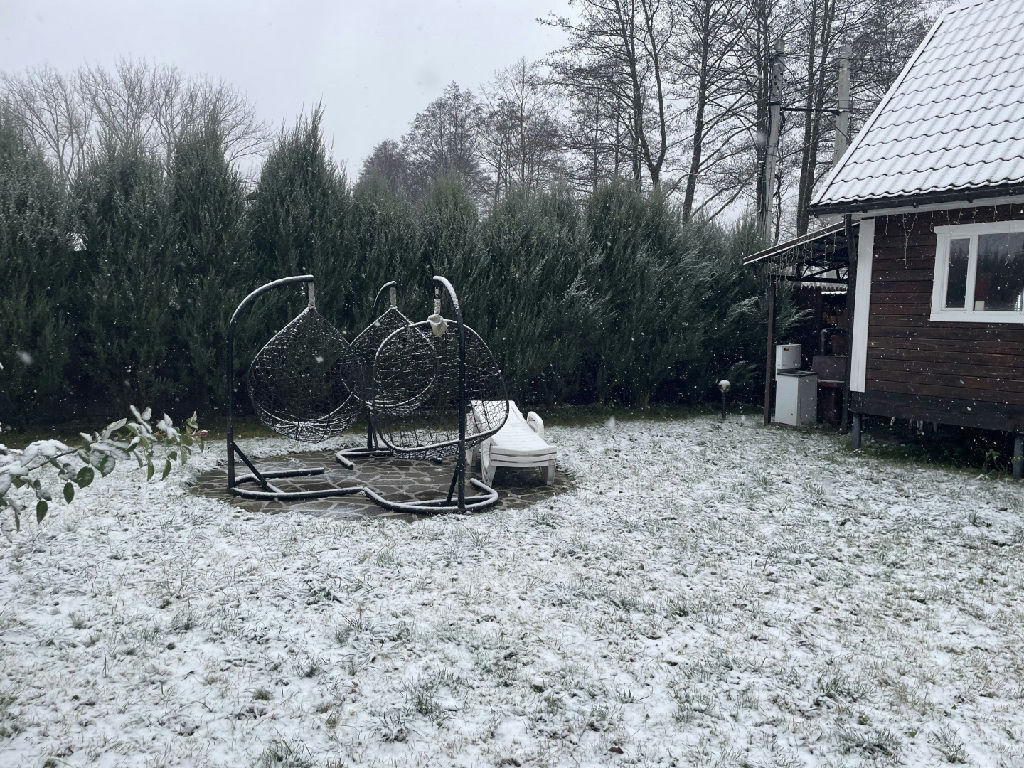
[931, 221, 1024, 322]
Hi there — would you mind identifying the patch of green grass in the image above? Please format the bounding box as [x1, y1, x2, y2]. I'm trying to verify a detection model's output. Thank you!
[255, 740, 313, 768]
[0, 690, 22, 738]
[853, 416, 1019, 476]
[541, 402, 723, 428]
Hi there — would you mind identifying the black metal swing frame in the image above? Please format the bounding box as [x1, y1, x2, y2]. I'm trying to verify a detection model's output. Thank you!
[225, 274, 505, 513]
[358, 275, 504, 513]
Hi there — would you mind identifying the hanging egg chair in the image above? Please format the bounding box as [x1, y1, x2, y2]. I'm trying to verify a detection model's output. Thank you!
[226, 276, 364, 500]
[372, 317, 508, 460]
[334, 281, 432, 468]
[248, 294, 361, 442]
[361, 277, 508, 512]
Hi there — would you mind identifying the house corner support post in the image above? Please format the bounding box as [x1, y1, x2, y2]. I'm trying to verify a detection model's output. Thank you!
[763, 280, 777, 426]
[841, 214, 858, 431]
[851, 413, 862, 450]
[1013, 434, 1023, 479]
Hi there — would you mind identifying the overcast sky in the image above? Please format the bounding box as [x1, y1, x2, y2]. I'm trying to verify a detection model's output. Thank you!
[0, 0, 568, 173]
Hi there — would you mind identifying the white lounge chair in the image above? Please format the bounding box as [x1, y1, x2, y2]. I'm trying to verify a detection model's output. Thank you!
[471, 400, 557, 485]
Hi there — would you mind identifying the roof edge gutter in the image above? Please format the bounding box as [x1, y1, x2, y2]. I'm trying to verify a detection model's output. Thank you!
[809, 183, 1024, 217]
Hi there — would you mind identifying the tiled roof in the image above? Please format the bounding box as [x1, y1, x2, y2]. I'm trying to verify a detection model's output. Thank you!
[811, 0, 1024, 213]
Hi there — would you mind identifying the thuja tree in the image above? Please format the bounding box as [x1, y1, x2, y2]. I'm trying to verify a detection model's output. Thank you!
[70, 142, 174, 412]
[346, 175, 421, 325]
[581, 182, 700, 406]
[0, 109, 74, 424]
[693, 219, 779, 403]
[478, 187, 596, 404]
[248, 107, 352, 332]
[416, 176, 484, 319]
[166, 122, 249, 413]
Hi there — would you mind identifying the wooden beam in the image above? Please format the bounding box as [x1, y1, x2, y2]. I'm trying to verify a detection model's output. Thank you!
[763, 281, 777, 425]
[850, 390, 1024, 433]
[782, 275, 848, 284]
[841, 214, 858, 431]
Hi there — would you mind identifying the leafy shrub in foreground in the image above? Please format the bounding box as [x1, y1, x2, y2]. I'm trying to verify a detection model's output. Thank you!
[0, 407, 203, 533]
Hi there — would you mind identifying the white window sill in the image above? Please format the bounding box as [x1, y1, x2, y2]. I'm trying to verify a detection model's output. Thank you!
[929, 310, 1024, 323]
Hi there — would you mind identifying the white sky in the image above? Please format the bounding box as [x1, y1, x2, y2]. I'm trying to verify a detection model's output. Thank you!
[0, 0, 568, 173]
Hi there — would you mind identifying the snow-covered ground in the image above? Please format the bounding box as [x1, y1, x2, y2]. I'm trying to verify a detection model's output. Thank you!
[2, 416, 1023, 767]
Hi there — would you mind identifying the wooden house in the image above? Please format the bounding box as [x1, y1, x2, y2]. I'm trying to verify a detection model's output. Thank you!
[805, 0, 1024, 473]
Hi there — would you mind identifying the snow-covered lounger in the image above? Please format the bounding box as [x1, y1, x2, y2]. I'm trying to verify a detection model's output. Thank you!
[471, 400, 557, 485]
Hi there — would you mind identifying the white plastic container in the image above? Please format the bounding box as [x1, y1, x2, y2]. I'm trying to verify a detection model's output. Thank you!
[775, 343, 802, 372]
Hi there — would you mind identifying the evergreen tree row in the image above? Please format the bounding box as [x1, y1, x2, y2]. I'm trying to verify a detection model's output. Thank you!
[0, 108, 772, 428]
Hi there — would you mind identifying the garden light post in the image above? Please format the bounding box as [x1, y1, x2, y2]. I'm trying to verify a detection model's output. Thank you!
[718, 379, 731, 420]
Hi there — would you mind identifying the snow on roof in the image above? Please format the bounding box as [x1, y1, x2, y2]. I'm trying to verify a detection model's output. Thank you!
[811, 0, 1024, 213]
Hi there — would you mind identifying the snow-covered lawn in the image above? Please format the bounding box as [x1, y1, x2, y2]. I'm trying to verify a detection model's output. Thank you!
[2, 416, 1024, 767]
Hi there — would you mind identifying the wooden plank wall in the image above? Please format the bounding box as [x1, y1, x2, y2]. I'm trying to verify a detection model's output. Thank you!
[866, 204, 1024, 418]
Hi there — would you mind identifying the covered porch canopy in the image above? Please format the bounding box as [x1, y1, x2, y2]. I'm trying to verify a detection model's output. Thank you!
[743, 220, 857, 425]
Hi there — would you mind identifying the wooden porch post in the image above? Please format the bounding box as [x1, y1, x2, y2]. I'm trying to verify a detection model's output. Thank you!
[763, 281, 776, 425]
[841, 214, 857, 432]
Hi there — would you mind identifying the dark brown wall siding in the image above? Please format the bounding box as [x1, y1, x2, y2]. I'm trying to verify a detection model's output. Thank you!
[866, 204, 1024, 408]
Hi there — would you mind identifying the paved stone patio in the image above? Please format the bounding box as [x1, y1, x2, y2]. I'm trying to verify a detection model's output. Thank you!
[192, 449, 574, 521]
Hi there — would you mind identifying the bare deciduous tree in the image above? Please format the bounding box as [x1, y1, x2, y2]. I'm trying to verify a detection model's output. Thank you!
[481, 59, 565, 203]
[673, 0, 747, 220]
[2, 59, 268, 185]
[401, 82, 486, 201]
[546, 0, 677, 191]
[1, 66, 93, 186]
[358, 139, 411, 194]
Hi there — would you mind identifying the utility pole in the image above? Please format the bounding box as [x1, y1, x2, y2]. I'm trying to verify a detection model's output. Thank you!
[759, 38, 783, 425]
[759, 39, 784, 243]
[834, 43, 852, 165]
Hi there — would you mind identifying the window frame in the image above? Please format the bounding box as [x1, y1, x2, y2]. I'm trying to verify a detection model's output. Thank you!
[930, 220, 1024, 322]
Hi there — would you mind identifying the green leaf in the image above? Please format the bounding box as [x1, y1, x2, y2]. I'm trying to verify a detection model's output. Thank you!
[63, 482, 74, 503]
[146, 461, 155, 481]
[161, 458, 171, 481]
[36, 499, 48, 523]
[98, 454, 116, 477]
[76, 465, 95, 488]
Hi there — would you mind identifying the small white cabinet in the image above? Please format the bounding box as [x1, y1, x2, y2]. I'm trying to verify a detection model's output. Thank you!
[775, 371, 818, 426]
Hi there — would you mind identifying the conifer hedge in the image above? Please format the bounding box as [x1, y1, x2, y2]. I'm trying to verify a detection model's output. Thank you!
[0, 111, 774, 428]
